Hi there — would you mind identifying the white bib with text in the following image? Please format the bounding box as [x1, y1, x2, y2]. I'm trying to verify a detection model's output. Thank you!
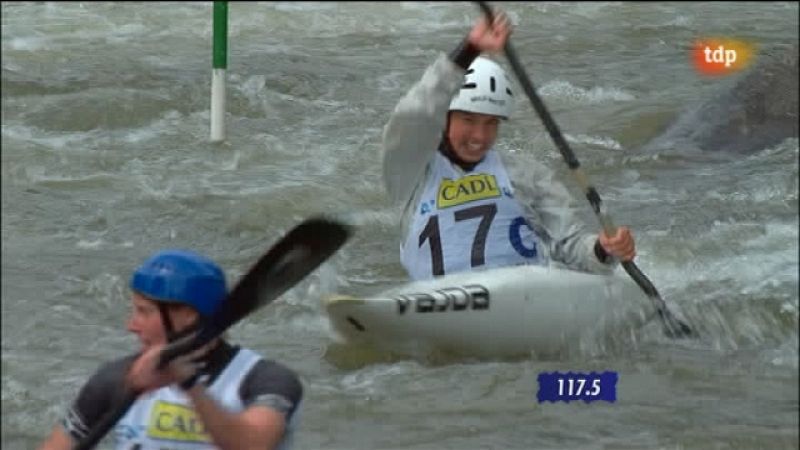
[401, 150, 545, 281]
[114, 349, 261, 450]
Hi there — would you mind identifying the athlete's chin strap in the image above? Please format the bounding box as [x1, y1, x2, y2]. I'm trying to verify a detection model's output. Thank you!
[156, 303, 203, 344]
[156, 303, 177, 342]
[154, 304, 209, 391]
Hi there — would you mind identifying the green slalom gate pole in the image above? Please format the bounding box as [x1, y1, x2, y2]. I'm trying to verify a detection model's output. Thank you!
[210, 1, 228, 142]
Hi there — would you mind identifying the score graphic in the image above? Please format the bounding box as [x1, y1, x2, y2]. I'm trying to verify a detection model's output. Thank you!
[537, 371, 618, 403]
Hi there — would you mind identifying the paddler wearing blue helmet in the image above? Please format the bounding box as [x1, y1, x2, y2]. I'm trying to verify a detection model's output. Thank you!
[382, 8, 637, 281]
[39, 249, 303, 450]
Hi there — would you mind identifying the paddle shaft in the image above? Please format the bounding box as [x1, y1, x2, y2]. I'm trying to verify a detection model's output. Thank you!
[475, 2, 692, 337]
[74, 390, 137, 450]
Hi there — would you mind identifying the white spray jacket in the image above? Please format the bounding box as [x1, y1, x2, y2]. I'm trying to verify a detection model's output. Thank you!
[382, 53, 617, 275]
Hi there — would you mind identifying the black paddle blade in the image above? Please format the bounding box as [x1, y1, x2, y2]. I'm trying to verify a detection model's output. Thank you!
[167, 217, 353, 357]
[207, 217, 351, 337]
[659, 309, 695, 339]
[621, 261, 695, 339]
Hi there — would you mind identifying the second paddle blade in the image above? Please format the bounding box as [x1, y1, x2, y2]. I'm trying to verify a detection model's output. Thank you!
[203, 217, 353, 340]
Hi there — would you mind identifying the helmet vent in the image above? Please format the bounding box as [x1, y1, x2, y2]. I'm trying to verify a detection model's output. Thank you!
[448, 57, 513, 119]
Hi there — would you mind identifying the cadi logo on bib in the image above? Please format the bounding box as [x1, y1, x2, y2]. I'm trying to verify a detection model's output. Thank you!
[692, 38, 756, 76]
[147, 400, 210, 443]
[436, 174, 500, 209]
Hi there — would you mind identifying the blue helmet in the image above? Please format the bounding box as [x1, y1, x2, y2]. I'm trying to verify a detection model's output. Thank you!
[130, 249, 227, 317]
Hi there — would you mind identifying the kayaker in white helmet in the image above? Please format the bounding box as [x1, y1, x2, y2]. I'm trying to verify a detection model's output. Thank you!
[382, 9, 636, 281]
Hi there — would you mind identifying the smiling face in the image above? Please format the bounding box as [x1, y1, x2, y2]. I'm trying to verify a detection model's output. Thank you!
[126, 292, 199, 350]
[446, 110, 501, 163]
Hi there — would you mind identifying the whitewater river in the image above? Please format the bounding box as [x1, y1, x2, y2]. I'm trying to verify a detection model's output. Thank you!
[2, 2, 797, 449]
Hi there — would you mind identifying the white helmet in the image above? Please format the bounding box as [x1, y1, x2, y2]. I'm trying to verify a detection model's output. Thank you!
[449, 56, 514, 119]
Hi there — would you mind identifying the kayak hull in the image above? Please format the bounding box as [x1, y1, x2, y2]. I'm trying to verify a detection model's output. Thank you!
[324, 265, 657, 358]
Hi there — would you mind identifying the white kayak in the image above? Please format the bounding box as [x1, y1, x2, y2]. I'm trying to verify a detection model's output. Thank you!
[324, 264, 657, 358]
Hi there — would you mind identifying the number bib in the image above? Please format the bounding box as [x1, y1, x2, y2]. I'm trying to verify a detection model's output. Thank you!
[401, 150, 545, 280]
[114, 349, 262, 449]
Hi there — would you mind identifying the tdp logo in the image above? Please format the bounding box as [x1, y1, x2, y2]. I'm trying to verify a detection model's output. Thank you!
[437, 174, 500, 209]
[692, 38, 756, 76]
[147, 401, 210, 443]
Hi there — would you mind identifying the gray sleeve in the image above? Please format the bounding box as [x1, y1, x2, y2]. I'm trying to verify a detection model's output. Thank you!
[509, 157, 617, 274]
[60, 355, 133, 441]
[239, 360, 303, 421]
[381, 53, 466, 205]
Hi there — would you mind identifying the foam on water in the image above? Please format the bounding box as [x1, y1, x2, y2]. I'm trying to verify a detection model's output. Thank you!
[6, 36, 49, 51]
[76, 238, 135, 251]
[2, 123, 97, 151]
[539, 79, 637, 104]
[640, 215, 798, 356]
[564, 133, 624, 150]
